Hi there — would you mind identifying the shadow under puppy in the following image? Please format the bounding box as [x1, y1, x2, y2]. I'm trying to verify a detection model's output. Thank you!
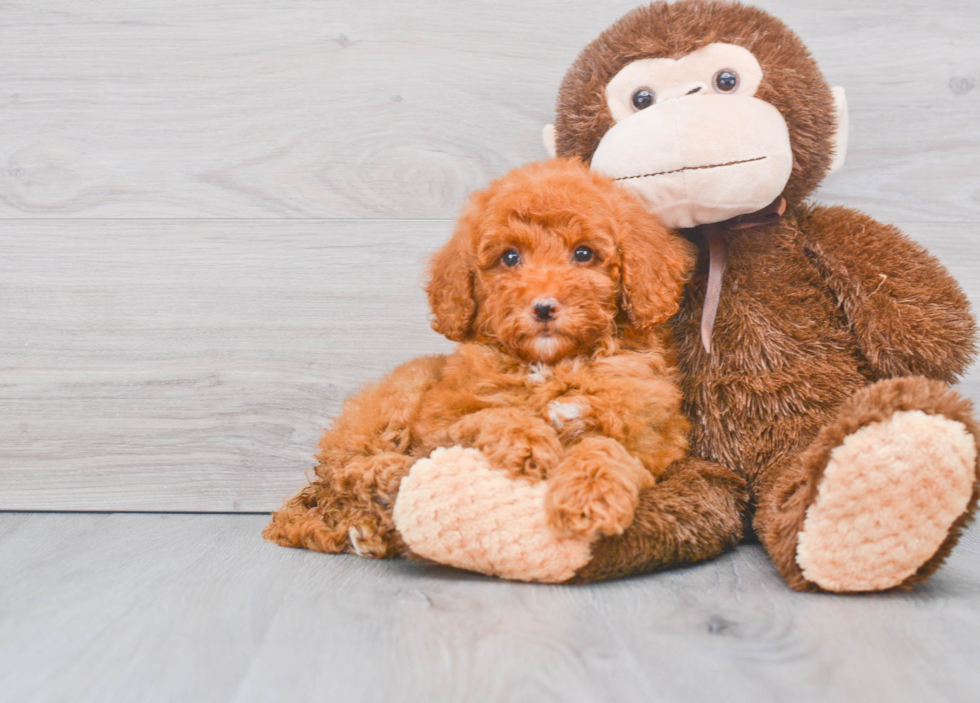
[265, 158, 696, 577]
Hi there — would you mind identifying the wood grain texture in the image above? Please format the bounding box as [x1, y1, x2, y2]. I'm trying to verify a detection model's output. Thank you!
[0, 0, 975, 223]
[2, 220, 978, 512]
[0, 220, 454, 511]
[1, 1, 979, 511]
[1, 512, 979, 703]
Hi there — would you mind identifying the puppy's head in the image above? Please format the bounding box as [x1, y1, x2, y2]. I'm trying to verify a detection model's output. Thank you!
[427, 158, 695, 363]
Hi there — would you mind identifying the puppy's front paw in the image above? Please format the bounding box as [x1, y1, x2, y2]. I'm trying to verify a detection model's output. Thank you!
[346, 523, 390, 558]
[545, 437, 650, 539]
[448, 410, 562, 481]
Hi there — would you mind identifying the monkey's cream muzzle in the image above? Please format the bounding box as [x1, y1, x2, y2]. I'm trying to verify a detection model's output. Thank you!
[590, 94, 793, 230]
[539, 42, 848, 353]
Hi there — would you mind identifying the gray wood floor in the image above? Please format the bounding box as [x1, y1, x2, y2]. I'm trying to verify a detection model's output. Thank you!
[2, 512, 979, 703]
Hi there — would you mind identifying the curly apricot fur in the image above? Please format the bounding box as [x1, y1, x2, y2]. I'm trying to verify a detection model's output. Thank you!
[266, 159, 695, 558]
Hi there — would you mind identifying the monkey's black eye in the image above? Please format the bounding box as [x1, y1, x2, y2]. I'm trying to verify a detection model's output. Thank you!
[631, 88, 656, 111]
[573, 246, 594, 263]
[713, 70, 739, 93]
[501, 249, 521, 267]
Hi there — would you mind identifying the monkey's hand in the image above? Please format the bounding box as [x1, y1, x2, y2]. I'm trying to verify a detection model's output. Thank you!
[392, 446, 593, 583]
[800, 205, 976, 383]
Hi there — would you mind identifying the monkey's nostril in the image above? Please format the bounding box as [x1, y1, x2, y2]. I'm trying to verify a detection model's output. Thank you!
[687, 86, 702, 95]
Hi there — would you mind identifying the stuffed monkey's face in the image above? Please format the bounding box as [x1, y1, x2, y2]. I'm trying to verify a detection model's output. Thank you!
[591, 43, 793, 229]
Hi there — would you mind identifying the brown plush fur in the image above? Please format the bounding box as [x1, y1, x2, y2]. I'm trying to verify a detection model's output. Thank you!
[265, 159, 697, 554]
[571, 455, 749, 582]
[756, 376, 980, 592]
[552, 0, 980, 590]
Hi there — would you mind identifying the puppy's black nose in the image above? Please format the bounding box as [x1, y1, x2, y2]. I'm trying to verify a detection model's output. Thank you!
[532, 298, 558, 322]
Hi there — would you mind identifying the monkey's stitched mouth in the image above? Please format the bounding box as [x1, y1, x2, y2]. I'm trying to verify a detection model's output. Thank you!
[615, 156, 767, 181]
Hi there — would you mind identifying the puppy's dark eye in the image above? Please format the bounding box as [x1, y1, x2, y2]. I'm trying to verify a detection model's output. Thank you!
[631, 88, 656, 111]
[501, 249, 521, 267]
[713, 69, 739, 93]
[573, 246, 594, 263]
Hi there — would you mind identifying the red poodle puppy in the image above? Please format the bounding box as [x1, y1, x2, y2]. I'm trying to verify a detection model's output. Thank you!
[265, 158, 696, 562]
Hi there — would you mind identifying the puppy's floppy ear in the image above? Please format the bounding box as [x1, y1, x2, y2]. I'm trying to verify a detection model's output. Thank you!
[425, 195, 485, 341]
[617, 196, 697, 329]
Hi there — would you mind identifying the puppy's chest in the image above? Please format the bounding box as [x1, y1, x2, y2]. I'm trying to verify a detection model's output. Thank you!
[507, 362, 591, 436]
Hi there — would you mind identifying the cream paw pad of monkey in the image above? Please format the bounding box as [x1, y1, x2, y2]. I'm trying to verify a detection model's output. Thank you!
[393, 446, 592, 583]
[796, 410, 977, 592]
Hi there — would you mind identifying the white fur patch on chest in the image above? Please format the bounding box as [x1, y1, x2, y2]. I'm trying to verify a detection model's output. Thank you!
[527, 362, 553, 384]
[547, 399, 588, 433]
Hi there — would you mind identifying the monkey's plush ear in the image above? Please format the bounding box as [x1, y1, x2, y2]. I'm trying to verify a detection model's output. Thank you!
[425, 208, 480, 342]
[542, 124, 557, 158]
[617, 198, 697, 329]
[828, 87, 849, 174]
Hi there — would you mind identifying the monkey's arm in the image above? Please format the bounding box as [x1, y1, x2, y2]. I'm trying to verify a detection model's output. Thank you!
[798, 205, 976, 383]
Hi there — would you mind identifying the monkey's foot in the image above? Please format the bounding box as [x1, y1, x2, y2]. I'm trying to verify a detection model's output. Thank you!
[796, 410, 976, 592]
[392, 446, 592, 583]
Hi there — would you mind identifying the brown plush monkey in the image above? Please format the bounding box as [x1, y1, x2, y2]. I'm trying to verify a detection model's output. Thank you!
[392, 0, 980, 592]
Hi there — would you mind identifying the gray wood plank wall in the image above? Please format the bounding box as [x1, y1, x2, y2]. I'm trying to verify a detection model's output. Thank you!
[2, 0, 979, 511]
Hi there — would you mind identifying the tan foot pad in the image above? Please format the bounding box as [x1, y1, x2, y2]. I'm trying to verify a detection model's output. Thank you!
[393, 446, 592, 583]
[796, 410, 976, 592]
